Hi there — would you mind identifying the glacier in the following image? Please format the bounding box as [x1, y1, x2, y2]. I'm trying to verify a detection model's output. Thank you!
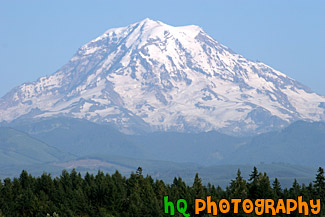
[0, 18, 324, 135]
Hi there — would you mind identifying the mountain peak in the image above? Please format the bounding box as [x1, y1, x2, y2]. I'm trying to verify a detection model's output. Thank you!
[134, 18, 203, 32]
[0, 20, 324, 135]
[97, 18, 204, 44]
[137, 18, 163, 27]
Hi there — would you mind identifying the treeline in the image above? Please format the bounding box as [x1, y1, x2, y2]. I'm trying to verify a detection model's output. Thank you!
[0, 167, 324, 217]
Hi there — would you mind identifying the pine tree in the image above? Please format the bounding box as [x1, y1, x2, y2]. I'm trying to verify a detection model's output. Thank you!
[229, 169, 248, 199]
[125, 173, 142, 217]
[257, 172, 273, 199]
[272, 178, 282, 199]
[190, 173, 205, 216]
[139, 176, 162, 217]
[192, 173, 205, 199]
[154, 179, 167, 212]
[289, 179, 301, 198]
[248, 167, 259, 199]
[1, 178, 15, 215]
[136, 167, 143, 176]
[228, 169, 248, 217]
[249, 166, 259, 181]
[110, 170, 127, 216]
[314, 167, 325, 216]
[314, 167, 325, 199]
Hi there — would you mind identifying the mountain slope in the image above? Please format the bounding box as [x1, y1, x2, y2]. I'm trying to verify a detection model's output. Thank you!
[0, 18, 324, 135]
[0, 127, 73, 166]
[7, 117, 247, 164]
[8, 117, 145, 157]
[54, 156, 318, 188]
[6, 118, 325, 167]
[225, 121, 325, 167]
[0, 119, 322, 186]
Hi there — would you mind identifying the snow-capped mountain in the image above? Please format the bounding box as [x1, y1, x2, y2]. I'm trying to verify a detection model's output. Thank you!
[1, 18, 324, 135]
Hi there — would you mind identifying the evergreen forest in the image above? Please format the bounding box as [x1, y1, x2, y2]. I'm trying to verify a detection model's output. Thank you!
[0, 167, 324, 217]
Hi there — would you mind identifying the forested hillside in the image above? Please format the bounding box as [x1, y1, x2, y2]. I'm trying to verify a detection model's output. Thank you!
[0, 167, 324, 217]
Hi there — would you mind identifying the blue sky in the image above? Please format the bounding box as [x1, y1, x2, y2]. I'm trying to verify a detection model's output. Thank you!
[0, 0, 324, 97]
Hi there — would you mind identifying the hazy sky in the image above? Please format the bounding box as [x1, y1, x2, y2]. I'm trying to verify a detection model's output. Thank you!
[1, 0, 324, 97]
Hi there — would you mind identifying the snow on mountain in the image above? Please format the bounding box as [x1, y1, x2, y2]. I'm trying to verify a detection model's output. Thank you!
[1, 18, 324, 135]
